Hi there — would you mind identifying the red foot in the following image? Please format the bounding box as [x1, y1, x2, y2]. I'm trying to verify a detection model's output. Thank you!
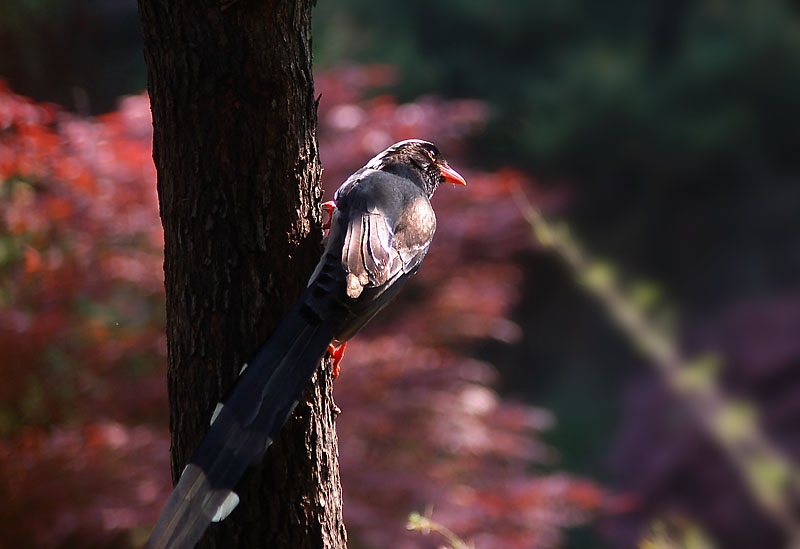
[326, 341, 348, 379]
[321, 200, 336, 230]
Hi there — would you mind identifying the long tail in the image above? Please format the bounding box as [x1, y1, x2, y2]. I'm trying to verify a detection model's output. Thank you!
[145, 289, 335, 549]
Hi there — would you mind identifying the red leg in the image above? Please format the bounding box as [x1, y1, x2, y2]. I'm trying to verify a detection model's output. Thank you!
[326, 340, 348, 379]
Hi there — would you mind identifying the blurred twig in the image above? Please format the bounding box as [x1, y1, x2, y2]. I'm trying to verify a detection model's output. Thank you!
[514, 188, 800, 545]
[407, 508, 474, 549]
[640, 516, 716, 549]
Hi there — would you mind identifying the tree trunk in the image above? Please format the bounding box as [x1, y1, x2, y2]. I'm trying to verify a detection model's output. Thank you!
[137, 1, 347, 547]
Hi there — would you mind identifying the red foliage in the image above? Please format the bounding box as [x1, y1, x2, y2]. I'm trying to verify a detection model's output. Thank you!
[0, 82, 169, 547]
[0, 68, 603, 548]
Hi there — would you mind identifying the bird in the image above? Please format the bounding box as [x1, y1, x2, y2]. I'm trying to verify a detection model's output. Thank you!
[144, 139, 466, 548]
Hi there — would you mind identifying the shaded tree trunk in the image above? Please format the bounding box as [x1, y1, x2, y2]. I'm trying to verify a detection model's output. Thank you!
[137, 1, 347, 546]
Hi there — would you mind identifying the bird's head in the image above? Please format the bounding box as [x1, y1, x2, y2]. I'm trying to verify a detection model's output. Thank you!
[365, 139, 467, 196]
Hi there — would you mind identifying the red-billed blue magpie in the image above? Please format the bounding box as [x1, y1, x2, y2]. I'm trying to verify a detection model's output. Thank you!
[145, 139, 466, 548]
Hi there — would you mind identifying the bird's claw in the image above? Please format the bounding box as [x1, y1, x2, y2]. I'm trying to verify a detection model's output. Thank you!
[321, 200, 336, 231]
[326, 341, 348, 379]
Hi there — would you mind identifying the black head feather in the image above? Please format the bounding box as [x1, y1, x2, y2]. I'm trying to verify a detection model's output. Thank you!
[365, 139, 460, 197]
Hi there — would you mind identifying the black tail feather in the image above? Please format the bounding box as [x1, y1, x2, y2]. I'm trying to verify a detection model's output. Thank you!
[145, 289, 335, 549]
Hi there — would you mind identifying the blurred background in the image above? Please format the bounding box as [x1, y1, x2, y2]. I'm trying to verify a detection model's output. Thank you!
[2, 0, 800, 547]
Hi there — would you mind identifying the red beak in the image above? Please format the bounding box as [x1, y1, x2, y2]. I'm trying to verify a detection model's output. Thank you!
[438, 163, 467, 186]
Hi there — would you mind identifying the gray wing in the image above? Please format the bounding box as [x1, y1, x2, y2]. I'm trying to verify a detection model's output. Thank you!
[340, 193, 436, 299]
[342, 208, 395, 298]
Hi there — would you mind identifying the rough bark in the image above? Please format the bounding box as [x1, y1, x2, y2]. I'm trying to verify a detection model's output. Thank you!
[137, 0, 347, 546]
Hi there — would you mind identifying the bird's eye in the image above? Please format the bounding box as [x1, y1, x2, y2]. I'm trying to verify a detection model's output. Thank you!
[426, 149, 437, 162]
